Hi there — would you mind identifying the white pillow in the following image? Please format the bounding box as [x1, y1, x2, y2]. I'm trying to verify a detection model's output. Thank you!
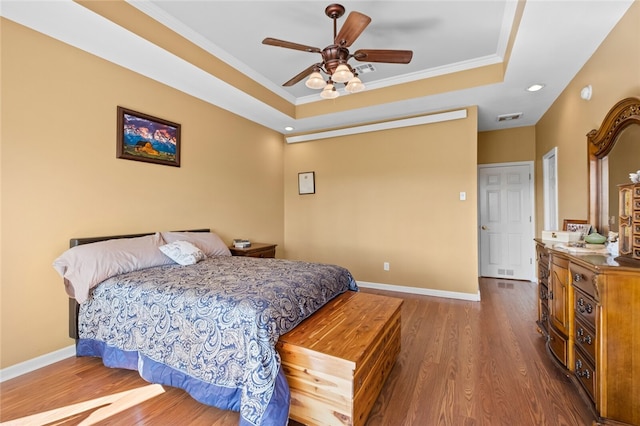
[159, 240, 205, 266]
[160, 231, 231, 256]
[53, 233, 173, 303]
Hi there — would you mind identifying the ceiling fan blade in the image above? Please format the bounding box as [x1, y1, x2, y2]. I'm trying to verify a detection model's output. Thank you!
[353, 49, 413, 64]
[262, 37, 321, 53]
[283, 63, 322, 87]
[334, 11, 371, 47]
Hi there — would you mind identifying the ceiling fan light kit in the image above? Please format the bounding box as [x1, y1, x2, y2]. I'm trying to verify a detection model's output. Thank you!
[320, 83, 340, 99]
[262, 3, 413, 100]
[345, 76, 365, 94]
[331, 63, 354, 83]
[305, 71, 327, 89]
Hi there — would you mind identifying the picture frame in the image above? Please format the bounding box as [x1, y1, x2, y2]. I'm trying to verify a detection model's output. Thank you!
[117, 106, 181, 167]
[563, 219, 591, 239]
[298, 171, 315, 195]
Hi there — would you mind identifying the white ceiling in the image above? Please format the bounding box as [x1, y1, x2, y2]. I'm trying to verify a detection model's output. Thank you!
[2, 1, 634, 136]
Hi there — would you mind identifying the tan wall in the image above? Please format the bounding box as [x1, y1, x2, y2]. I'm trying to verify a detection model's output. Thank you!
[535, 2, 640, 234]
[0, 19, 285, 368]
[478, 126, 535, 164]
[284, 109, 479, 295]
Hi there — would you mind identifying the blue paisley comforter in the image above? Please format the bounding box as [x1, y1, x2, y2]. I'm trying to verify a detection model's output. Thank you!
[77, 256, 357, 426]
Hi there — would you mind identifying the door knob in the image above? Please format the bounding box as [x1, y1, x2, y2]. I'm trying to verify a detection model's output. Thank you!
[481, 226, 488, 230]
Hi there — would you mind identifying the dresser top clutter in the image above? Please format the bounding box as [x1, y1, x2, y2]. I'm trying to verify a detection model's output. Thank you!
[534, 97, 640, 426]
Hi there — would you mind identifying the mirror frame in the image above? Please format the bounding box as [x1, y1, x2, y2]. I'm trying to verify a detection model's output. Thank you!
[588, 97, 640, 233]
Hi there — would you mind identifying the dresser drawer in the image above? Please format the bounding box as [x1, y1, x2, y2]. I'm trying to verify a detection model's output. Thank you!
[634, 198, 640, 210]
[574, 348, 596, 403]
[574, 287, 597, 329]
[539, 303, 549, 335]
[537, 245, 550, 265]
[570, 263, 597, 298]
[574, 316, 596, 363]
[634, 185, 640, 198]
[634, 210, 640, 222]
[548, 326, 567, 366]
[538, 264, 549, 286]
[539, 282, 549, 302]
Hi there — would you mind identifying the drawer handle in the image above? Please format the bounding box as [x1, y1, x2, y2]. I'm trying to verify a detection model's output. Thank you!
[578, 369, 591, 379]
[573, 273, 582, 282]
[576, 328, 593, 345]
[577, 298, 594, 314]
[575, 359, 582, 369]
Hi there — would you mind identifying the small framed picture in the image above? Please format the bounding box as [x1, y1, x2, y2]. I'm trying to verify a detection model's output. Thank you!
[563, 219, 591, 239]
[117, 106, 181, 167]
[298, 172, 315, 195]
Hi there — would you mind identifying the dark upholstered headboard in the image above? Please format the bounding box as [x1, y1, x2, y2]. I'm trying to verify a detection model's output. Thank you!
[67, 229, 210, 340]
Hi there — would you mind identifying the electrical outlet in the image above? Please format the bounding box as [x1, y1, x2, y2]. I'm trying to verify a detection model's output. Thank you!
[383, 262, 390, 271]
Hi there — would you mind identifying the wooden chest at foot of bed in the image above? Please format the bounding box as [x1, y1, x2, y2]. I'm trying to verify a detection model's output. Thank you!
[277, 291, 403, 426]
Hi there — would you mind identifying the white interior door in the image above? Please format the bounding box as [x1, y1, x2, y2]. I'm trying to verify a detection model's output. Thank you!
[479, 163, 534, 280]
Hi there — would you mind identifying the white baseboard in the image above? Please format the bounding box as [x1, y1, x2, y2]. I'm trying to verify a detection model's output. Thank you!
[357, 281, 481, 301]
[0, 345, 76, 382]
[1, 281, 480, 382]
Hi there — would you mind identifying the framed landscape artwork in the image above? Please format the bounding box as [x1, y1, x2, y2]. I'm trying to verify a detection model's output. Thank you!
[117, 106, 181, 167]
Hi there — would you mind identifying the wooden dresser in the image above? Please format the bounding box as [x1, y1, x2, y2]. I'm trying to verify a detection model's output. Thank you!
[535, 239, 640, 425]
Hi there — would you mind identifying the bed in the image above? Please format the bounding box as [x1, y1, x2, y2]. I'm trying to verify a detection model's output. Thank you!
[54, 229, 358, 426]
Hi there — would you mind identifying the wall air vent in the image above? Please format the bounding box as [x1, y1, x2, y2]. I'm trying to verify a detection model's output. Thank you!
[353, 63, 376, 74]
[497, 112, 523, 122]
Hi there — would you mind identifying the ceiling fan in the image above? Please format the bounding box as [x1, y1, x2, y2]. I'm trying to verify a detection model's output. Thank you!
[262, 3, 413, 98]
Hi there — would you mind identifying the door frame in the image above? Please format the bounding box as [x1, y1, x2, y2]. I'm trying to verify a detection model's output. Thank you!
[543, 147, 559, 231]
[477, 161, 536, 282]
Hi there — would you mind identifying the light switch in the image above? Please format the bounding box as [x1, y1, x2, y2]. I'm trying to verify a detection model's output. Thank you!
[460, 191, 466, 201]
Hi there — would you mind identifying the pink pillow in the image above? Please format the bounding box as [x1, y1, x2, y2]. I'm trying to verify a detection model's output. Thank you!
[160, 231, 231, 257]
[53, 233, 172, 303]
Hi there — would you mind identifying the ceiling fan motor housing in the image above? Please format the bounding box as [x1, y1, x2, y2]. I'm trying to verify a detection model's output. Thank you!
[322, 45, 351, 75]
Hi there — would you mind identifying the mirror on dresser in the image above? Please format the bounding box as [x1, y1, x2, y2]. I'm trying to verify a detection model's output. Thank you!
[587, 97, 640, 234]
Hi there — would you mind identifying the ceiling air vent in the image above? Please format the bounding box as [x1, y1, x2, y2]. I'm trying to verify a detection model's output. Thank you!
[353, 63, 376, 74]
[497, 112, 523, 122]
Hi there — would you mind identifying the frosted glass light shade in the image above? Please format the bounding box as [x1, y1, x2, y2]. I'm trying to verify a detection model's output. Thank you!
[345, 76, 365, 93]
[320, 83, 339, 99]
[305, 72, 326, 89]
[331, 64, 353, 83]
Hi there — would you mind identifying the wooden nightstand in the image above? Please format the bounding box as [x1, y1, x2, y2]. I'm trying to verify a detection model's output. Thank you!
[229, 243, 277, 258]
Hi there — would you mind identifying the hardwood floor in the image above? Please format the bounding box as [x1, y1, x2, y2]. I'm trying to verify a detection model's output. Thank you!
[0, 278, 594, 425]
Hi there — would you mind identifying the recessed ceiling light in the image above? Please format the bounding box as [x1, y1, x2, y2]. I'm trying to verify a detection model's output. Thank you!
[284, 126, 294, 132]
[526, 84, 545, 92]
